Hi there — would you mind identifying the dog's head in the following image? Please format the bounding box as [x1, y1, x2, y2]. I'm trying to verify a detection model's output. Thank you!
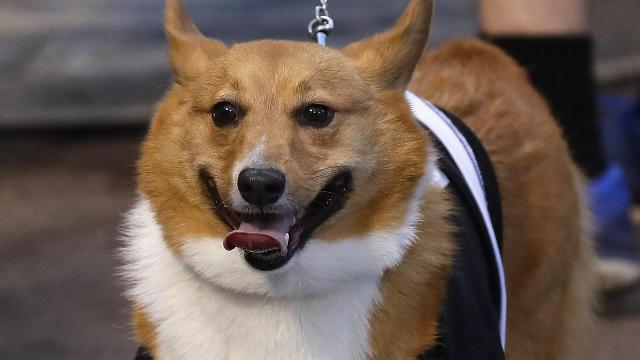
[137, 0, 435, 296]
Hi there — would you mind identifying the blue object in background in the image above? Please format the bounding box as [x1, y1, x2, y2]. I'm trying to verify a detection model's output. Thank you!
[599, 94, 640, 202]
[590, 94, 640, 262]
[590, 165, 638, 261]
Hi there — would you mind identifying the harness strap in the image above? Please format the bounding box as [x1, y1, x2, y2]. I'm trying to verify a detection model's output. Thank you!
[405, 91, 507, 349]
[135, 347, 153, 360]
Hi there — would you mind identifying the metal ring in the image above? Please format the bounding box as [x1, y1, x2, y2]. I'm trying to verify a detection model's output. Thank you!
[307, 15, 334, 38]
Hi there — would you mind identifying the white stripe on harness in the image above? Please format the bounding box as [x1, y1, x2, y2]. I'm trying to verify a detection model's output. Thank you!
[405, 91, 507, 349]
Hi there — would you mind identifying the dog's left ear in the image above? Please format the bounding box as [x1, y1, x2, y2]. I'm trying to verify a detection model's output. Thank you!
[343, 0, 434, 90]
[165, 0, 226, 84]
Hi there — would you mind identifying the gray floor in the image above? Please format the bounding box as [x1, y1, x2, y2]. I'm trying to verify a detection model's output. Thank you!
[0, 132, 139, 360]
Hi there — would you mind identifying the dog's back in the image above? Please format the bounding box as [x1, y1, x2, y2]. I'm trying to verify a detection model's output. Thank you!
[410, 40, 595, 359]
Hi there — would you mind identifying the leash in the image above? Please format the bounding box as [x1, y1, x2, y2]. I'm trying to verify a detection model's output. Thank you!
[307, 0, 334, 46]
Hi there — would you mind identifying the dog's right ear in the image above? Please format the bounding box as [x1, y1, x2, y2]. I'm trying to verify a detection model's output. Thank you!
[343, 0, 434, 90]
[165, 0, 226, 84]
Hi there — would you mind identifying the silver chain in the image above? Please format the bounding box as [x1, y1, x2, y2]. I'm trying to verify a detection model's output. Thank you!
[307, 0, 334, 46]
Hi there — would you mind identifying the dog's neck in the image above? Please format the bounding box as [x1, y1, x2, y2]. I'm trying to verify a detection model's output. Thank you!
[123, 199, 386, 359]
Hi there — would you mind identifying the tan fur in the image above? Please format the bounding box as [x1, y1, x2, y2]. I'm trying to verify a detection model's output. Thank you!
[369, 187, 455, 359]
[133, 306, 159, 357]
[130, 0, 594, 358]
[138, 3, 430, 251]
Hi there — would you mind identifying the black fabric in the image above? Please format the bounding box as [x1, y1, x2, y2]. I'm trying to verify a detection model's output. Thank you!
[484, 35, 606, 178]
[135, 346, 153, 360]
[417, 110, 504, 360]
[438, 108, 503, 253]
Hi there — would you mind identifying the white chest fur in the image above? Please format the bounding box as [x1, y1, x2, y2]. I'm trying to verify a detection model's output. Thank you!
[122, 200, 385, 360]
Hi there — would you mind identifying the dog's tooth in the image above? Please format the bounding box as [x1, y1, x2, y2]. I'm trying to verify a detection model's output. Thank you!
[282, 233, 290, 256]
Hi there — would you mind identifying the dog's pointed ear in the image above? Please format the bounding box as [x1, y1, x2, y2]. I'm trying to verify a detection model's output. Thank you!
[343, 0, 434, 90]
[165, 0, 226, 84]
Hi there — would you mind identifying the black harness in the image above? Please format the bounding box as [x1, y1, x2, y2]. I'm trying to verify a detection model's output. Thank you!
[417, 108, 505, 360]
[134, 105, 505, 360]
[135, 347, 153, 360]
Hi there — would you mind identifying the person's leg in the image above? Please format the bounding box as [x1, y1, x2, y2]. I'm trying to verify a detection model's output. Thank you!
[478, 0, 587, 36]
[478, 0, 605, 178]
[478, 0, 640, 291]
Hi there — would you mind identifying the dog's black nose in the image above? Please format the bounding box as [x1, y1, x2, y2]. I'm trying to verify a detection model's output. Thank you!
[237, 168, 286, 206]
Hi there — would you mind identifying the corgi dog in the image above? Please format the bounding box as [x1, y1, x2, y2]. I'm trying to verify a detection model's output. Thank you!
[122, 0, 595, 359]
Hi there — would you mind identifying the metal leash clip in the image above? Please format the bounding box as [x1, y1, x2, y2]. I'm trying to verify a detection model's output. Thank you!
[307, 0, 334, 46]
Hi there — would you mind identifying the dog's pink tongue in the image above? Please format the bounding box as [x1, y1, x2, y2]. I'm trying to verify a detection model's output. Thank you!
[223, 215, 294, 255]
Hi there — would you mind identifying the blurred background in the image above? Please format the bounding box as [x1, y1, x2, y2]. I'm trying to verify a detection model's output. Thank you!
[1, 0, 639, 359]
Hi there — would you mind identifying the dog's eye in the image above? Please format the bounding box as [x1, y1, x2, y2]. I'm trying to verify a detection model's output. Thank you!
[210, 101, 238, 127]
[298, 104, 334, 128]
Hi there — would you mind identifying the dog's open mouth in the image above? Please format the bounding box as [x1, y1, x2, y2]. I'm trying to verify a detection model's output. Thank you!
[201, 170, 352, 271]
